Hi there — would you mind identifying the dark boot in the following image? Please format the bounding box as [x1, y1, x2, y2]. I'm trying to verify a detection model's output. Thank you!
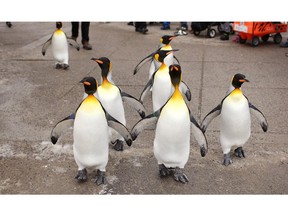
[82, 40, 92, 50]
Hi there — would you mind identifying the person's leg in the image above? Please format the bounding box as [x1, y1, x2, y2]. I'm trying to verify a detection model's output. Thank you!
[161, 22, 170, 30]
[135, 22, 148, 34]
[71, 22, 79, 39]
[81, 22, 92, 50]
[180, 22, 188, 30]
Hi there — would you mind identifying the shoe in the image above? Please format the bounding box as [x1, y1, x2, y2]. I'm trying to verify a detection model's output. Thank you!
[82, 41, 92, 50]
[174, 29, 187, 36]
[127, 22, 134, 26]
[71, 36, 77, 41]
[136, 28, 148, 34]
[161, 26, 170, 30]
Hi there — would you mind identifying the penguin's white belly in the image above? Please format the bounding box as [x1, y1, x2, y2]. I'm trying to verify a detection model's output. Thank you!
[52, 34, 68, 63]
[152, 72, 172, 111]
[154, 105, 190, 168]
[164, 53, 174, 66]
[73, 110, 109, 169]
[220, 97, 251, 152]
[97, 87, 126, 125]
[149, 60, 160, 79]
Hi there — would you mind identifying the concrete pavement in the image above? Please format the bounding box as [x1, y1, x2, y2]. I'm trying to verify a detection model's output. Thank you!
[0, 22, 288, 195]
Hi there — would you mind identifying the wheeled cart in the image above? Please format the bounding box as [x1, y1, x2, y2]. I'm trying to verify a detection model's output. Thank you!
[233, 22, 287, 46]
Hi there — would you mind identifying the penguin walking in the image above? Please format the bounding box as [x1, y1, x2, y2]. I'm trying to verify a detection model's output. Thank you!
[131, 64, 208, 183]
[201, 73, 268, 166]
[42, 22, 80, 70]
[90, 57, 146, 151]
[50, 58, 145, 152]
[139, 49, 191, 112]
[134, 35, 179, 79]
[51, 77, 132, 185]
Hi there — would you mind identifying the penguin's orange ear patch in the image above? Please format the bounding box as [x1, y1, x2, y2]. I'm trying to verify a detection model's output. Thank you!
[83, 81, 91, 86]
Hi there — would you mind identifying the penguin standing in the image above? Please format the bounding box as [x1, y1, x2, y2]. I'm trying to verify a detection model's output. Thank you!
[131, 64, 207, 183]
[51, 77, 132, 185]
[89, 57, 146, 151]
[42, 22, 80, 70]
[49, 58, 145, 152]
[139, 49, 191, 112]
[134, 35, 178, 79]
[201, 73, 268, 166]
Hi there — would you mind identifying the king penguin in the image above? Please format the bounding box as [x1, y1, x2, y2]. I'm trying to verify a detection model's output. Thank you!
[131, 64, 208, 184]
[89, 57, 146, 151]
[139, 49, 191, 112]
[201, 73, 268, 166]
[42, 22, 80, 70]
[134, 35, 179, 79]
[51, 77, 132, 185]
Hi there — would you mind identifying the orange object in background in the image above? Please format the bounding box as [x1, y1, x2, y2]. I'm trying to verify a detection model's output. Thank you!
[233, 22, 287, 46]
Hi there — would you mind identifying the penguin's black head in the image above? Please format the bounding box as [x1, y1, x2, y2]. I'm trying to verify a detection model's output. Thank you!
[232, 73, 249, 88]
[154, 49, 178, 63]
[160, 35, 177, 45]
[169, 64, 182, 86]
[56, 22, 62, 29]
[80, 77, 97, 94]
[91, 57, 111, 78]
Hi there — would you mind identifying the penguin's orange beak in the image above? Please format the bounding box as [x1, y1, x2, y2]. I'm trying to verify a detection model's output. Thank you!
[239, 78, 249, 83]
[83, 81, 91, 86]
[91, 58, 103, 64]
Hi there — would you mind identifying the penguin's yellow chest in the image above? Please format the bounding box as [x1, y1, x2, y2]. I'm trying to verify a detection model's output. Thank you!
[162, 91, 188, 115]
[161, 44, 172, 51]
[226, 88, 246, 103]
[54, 29, 65, 36]
[79, 95, 102, 113]
[98, 81, 119, 99]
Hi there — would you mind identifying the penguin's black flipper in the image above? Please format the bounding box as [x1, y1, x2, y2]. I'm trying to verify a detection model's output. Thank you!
[50, 113, 75, 144]
[179, 81, 191, 101]
[131, 110, 161, 141]
[139, 75, 154, 103]
[249, 102, 268, 132]
[133, 51, 156, 75]
[106, 113, 133, 146]
[201, 104, 222, 133]
[173, 55, 180, 64]
[189, 111, 208, 157]
[67, 37, 80, 51]
[42, 36, 52, 56]
[121, 91, 146, 118]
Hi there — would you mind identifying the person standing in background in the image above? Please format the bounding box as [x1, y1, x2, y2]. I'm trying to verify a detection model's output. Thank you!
[134, 22, 148, 34]
[71, 22, 92, 50]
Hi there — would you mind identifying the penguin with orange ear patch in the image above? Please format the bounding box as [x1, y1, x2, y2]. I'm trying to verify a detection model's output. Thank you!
[201, 73, 268, 166]
[131, 64, 207, 184]
[51, 77, 132, 185]
[42, 22, 80, 70]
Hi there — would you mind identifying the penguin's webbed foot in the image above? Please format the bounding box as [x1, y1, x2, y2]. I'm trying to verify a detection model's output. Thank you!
[55, 63, 62, 69]
[174, 167, 189, 184]
[234, 147, 245, 158]
[75, 168, 88, 183]
[94, 170, 105, 186]
[113, 140, 124, 151]
[63, 64, 70, 70]
[223, 153, 233, 166]
[159, 164, 170, 177]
